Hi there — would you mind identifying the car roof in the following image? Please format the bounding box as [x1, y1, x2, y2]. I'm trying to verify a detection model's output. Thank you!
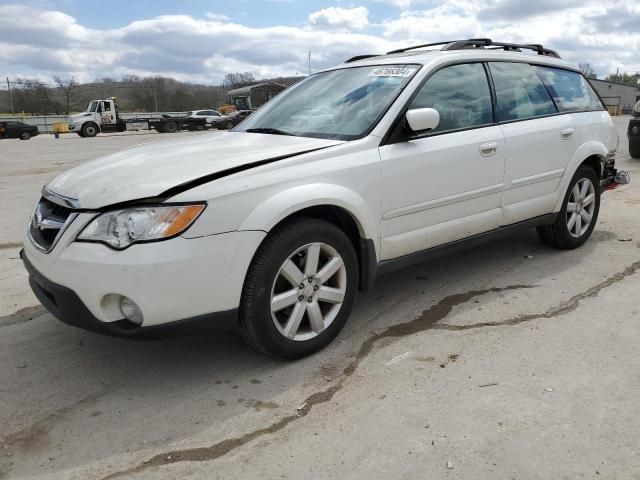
[327, 48, 579, 73]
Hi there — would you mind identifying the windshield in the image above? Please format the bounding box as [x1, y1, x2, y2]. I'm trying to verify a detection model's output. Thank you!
[88, 101, 98, 112]
[236, 65, 420, 140]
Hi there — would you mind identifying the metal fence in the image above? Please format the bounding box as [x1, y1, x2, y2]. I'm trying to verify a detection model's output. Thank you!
[0, 115, 68, 133]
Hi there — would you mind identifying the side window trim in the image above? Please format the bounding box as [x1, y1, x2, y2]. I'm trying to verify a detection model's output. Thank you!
[482, 62, 499, 125]
[534, 67, 561, 113]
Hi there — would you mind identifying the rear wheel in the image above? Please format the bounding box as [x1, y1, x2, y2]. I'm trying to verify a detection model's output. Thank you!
[163, 121, 178, 133]
[19, 132, 31, 140]
[630, 138, 640, 159]
[239, 218, 359, 359]
[537, 165, 600, 249]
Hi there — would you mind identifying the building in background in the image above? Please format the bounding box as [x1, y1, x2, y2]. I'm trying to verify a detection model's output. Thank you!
[590, 79, 640, 115]
[227, 83, 286, 110]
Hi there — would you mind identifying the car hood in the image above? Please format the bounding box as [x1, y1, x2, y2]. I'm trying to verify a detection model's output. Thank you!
[46, 132, 343, 209]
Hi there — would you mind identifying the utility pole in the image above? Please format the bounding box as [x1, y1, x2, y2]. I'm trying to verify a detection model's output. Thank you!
[6, 77, 15, 114]
[308, 51, 311, 76]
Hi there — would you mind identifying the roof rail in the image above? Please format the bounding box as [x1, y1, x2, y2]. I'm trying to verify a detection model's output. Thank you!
[386, 38, 561, 58]
[386, 41, 459, 55]
[344, 54, 380, 63]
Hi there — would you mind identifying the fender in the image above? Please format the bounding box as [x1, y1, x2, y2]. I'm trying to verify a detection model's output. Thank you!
[238, 183, 379, 254]
[552, 140, 608, 212]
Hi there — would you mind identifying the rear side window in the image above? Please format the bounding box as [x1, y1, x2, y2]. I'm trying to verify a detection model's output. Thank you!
[489, 62, 557, 122]
[409, 63, 493, 133]
[537, 67, 603, 112]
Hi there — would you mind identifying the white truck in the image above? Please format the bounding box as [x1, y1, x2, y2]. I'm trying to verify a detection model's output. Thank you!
[68, 98, 207, 137]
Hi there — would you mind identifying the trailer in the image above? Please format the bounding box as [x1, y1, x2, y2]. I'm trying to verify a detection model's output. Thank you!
[68, 98, 207, 137]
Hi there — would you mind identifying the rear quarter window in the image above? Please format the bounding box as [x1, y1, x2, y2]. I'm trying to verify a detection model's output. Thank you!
[537, 67, 603, 112]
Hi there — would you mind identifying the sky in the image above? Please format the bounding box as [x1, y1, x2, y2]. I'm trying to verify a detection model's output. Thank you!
[0, 0, 639, 85]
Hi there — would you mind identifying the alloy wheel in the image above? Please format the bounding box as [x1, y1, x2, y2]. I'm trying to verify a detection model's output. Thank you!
[566, 178, 596, 238]
[270, 242, 347, 342]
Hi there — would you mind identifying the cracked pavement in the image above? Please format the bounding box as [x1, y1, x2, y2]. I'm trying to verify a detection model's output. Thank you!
[1, 120, 639, 479]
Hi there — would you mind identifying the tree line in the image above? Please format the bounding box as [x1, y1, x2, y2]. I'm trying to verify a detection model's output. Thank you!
[0, 72, 302, 115]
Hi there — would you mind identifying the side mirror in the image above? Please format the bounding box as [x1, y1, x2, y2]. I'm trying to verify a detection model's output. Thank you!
[405, 108, 440, 133]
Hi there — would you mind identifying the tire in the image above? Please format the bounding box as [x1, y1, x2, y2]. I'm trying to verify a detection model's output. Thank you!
[19, 132, 31, 140]
[630, 138, 640, 159]
[537, 164, 600, 249]
[239, 218, 359, 359]
[163, 121, 178, 133]
[226, 121, 233, 130]
[77, 130, 85, 137]
[82, 123, 99, 138]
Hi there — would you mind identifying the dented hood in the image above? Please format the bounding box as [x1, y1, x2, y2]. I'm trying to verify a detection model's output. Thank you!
[46, 132, 343, 209]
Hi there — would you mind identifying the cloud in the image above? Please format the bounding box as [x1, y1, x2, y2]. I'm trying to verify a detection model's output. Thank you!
[0, 1, 639, 83]
[382, 4, 482, 41]
[308, 6, 370, 31]
[205, 12, 231, 22]
[476, 0, 585, 21]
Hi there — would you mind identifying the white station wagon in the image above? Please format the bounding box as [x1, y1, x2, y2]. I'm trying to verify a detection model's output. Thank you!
[23, 39, 629, 358]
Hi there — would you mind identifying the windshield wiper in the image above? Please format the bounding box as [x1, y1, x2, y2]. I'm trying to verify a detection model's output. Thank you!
[245, 127, 294, 136]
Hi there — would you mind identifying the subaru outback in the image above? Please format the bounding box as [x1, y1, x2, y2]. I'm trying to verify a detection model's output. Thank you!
[22, 39, 629, 358]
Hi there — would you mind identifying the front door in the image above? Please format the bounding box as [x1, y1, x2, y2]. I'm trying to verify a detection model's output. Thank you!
[100, 101, 116, 126]
[379, 63, 505, 260]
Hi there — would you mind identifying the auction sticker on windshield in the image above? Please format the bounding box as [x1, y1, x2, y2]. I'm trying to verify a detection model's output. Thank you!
[369, 66, 417, 77]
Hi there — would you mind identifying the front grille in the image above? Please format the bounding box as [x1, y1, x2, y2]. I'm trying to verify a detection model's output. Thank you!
[29, 196, 75, 252]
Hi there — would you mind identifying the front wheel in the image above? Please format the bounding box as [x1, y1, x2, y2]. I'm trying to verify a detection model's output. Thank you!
[226, 121, 234, 130]
[82, 122, 99, 138]
[239, 218, 359, 359]
[19, 132, 31, 140]
[537, 165, 600, 249]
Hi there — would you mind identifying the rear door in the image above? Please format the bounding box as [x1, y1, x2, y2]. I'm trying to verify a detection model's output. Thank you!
[536, 66, 608, 160]
[378, 62, 505, 260]
[489, 62, 568, 224]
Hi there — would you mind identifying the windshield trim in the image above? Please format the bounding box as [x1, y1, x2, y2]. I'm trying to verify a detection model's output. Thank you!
[235, 63, 423, 141]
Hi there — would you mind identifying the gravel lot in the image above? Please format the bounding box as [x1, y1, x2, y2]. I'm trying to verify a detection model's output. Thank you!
[1, 120, 639, 480]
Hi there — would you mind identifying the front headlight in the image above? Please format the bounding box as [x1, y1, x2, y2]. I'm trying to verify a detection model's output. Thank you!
[77, 204, 205, 249]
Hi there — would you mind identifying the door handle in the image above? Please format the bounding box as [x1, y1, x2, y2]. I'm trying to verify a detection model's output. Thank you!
[560, 128, 574, 139]
[479, 142, 498, 156]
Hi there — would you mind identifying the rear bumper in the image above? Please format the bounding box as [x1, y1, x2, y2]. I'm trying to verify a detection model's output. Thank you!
[22, 249, 238, 338]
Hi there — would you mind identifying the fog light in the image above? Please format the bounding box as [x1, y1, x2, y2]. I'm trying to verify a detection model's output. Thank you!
[119, 297, 143, 325]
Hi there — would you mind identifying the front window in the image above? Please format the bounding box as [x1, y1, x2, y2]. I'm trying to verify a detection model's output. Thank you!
[409, 63, 493, 133]
[236, 64, 420, 140]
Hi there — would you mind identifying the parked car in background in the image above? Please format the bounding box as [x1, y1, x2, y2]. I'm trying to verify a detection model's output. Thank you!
[629, 101, 640, 158]
[0, 121, 39, 140]
[213, 110, 253, 130]
[188, 110, 222, 127]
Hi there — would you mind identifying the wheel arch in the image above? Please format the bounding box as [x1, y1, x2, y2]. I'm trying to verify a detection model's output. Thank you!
[239, 184, 379, 292]
[553, 141, 608, 212]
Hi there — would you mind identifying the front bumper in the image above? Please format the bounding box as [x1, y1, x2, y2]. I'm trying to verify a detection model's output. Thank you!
[22, 225, 266, 337]
[22, 250, 237, 337]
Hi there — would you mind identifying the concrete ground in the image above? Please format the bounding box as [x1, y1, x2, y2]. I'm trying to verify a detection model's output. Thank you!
[1, 119, 639, 480]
